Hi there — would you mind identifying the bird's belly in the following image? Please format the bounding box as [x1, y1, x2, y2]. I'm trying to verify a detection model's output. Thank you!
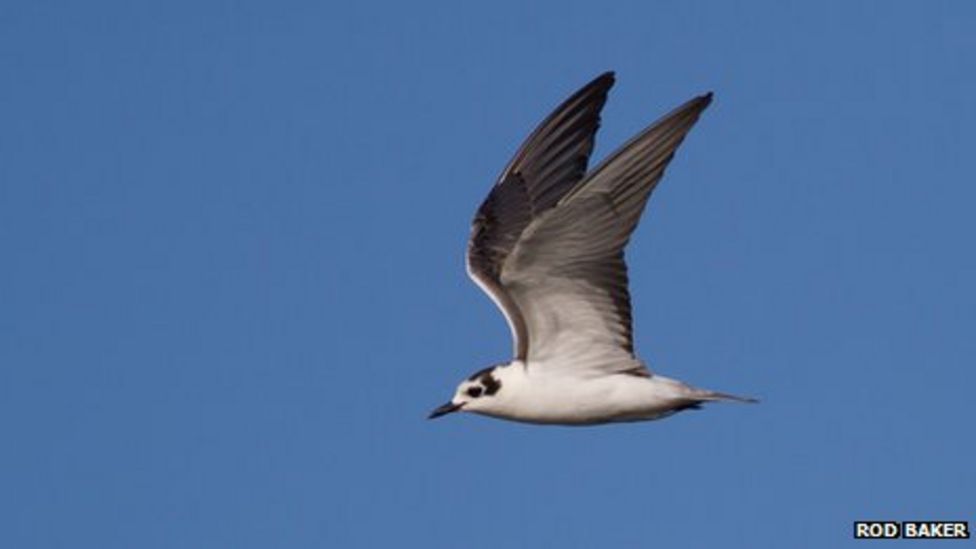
[478, 376, 682, 426]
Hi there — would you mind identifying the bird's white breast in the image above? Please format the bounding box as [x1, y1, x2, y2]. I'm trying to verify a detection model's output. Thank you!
[475, 361, 695, 425]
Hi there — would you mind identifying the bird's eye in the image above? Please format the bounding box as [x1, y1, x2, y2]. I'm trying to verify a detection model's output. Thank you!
[466, 386, 483, 398]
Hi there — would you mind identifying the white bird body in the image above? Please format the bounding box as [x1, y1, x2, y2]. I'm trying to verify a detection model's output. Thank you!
[429, 72, 755, 426]
[463, 362, 715, 425]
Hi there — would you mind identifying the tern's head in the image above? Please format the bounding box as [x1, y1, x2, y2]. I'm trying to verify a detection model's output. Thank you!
[428, 365, 505, 419]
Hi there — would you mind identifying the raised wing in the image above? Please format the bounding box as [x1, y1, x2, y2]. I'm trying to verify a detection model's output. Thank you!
[499, 92, 713, 374]
[467, 72, 615, 360]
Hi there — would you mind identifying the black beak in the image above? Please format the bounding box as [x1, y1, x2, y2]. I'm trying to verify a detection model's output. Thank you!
[428, 401, 463, 419]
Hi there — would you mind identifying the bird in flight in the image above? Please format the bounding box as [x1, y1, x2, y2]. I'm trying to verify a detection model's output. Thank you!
[430, 72, 756, 425]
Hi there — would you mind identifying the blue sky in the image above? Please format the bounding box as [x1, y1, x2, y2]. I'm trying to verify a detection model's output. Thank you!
[2, 1, 974, 547]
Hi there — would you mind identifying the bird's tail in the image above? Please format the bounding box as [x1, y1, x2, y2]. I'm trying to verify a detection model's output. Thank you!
[694, 389, 759, 404]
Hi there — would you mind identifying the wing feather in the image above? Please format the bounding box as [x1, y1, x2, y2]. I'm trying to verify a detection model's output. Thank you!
[467, 74, 713, 373]
[502, 93, 713, 374]
[467, 73, 615, 359]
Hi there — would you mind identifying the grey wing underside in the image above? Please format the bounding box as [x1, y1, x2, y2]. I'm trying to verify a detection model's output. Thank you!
[467, 72, 615, 360]
[467, 73, 712, 374]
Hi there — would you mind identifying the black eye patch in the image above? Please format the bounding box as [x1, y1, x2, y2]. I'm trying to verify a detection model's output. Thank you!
[480, 373, 501, 396]
[466, 386, 483, 398]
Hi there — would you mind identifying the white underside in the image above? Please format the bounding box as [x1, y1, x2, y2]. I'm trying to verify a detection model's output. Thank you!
[463, 360, 717, 425]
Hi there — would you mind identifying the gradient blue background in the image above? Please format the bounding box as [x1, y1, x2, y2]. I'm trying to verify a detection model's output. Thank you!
[2, 1, 974, 547]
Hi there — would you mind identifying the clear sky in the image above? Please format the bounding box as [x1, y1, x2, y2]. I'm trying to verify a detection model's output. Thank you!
[2, 1, 974, 547]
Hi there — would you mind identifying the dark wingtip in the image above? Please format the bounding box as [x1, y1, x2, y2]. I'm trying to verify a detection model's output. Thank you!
[583, 71, 615, 93]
